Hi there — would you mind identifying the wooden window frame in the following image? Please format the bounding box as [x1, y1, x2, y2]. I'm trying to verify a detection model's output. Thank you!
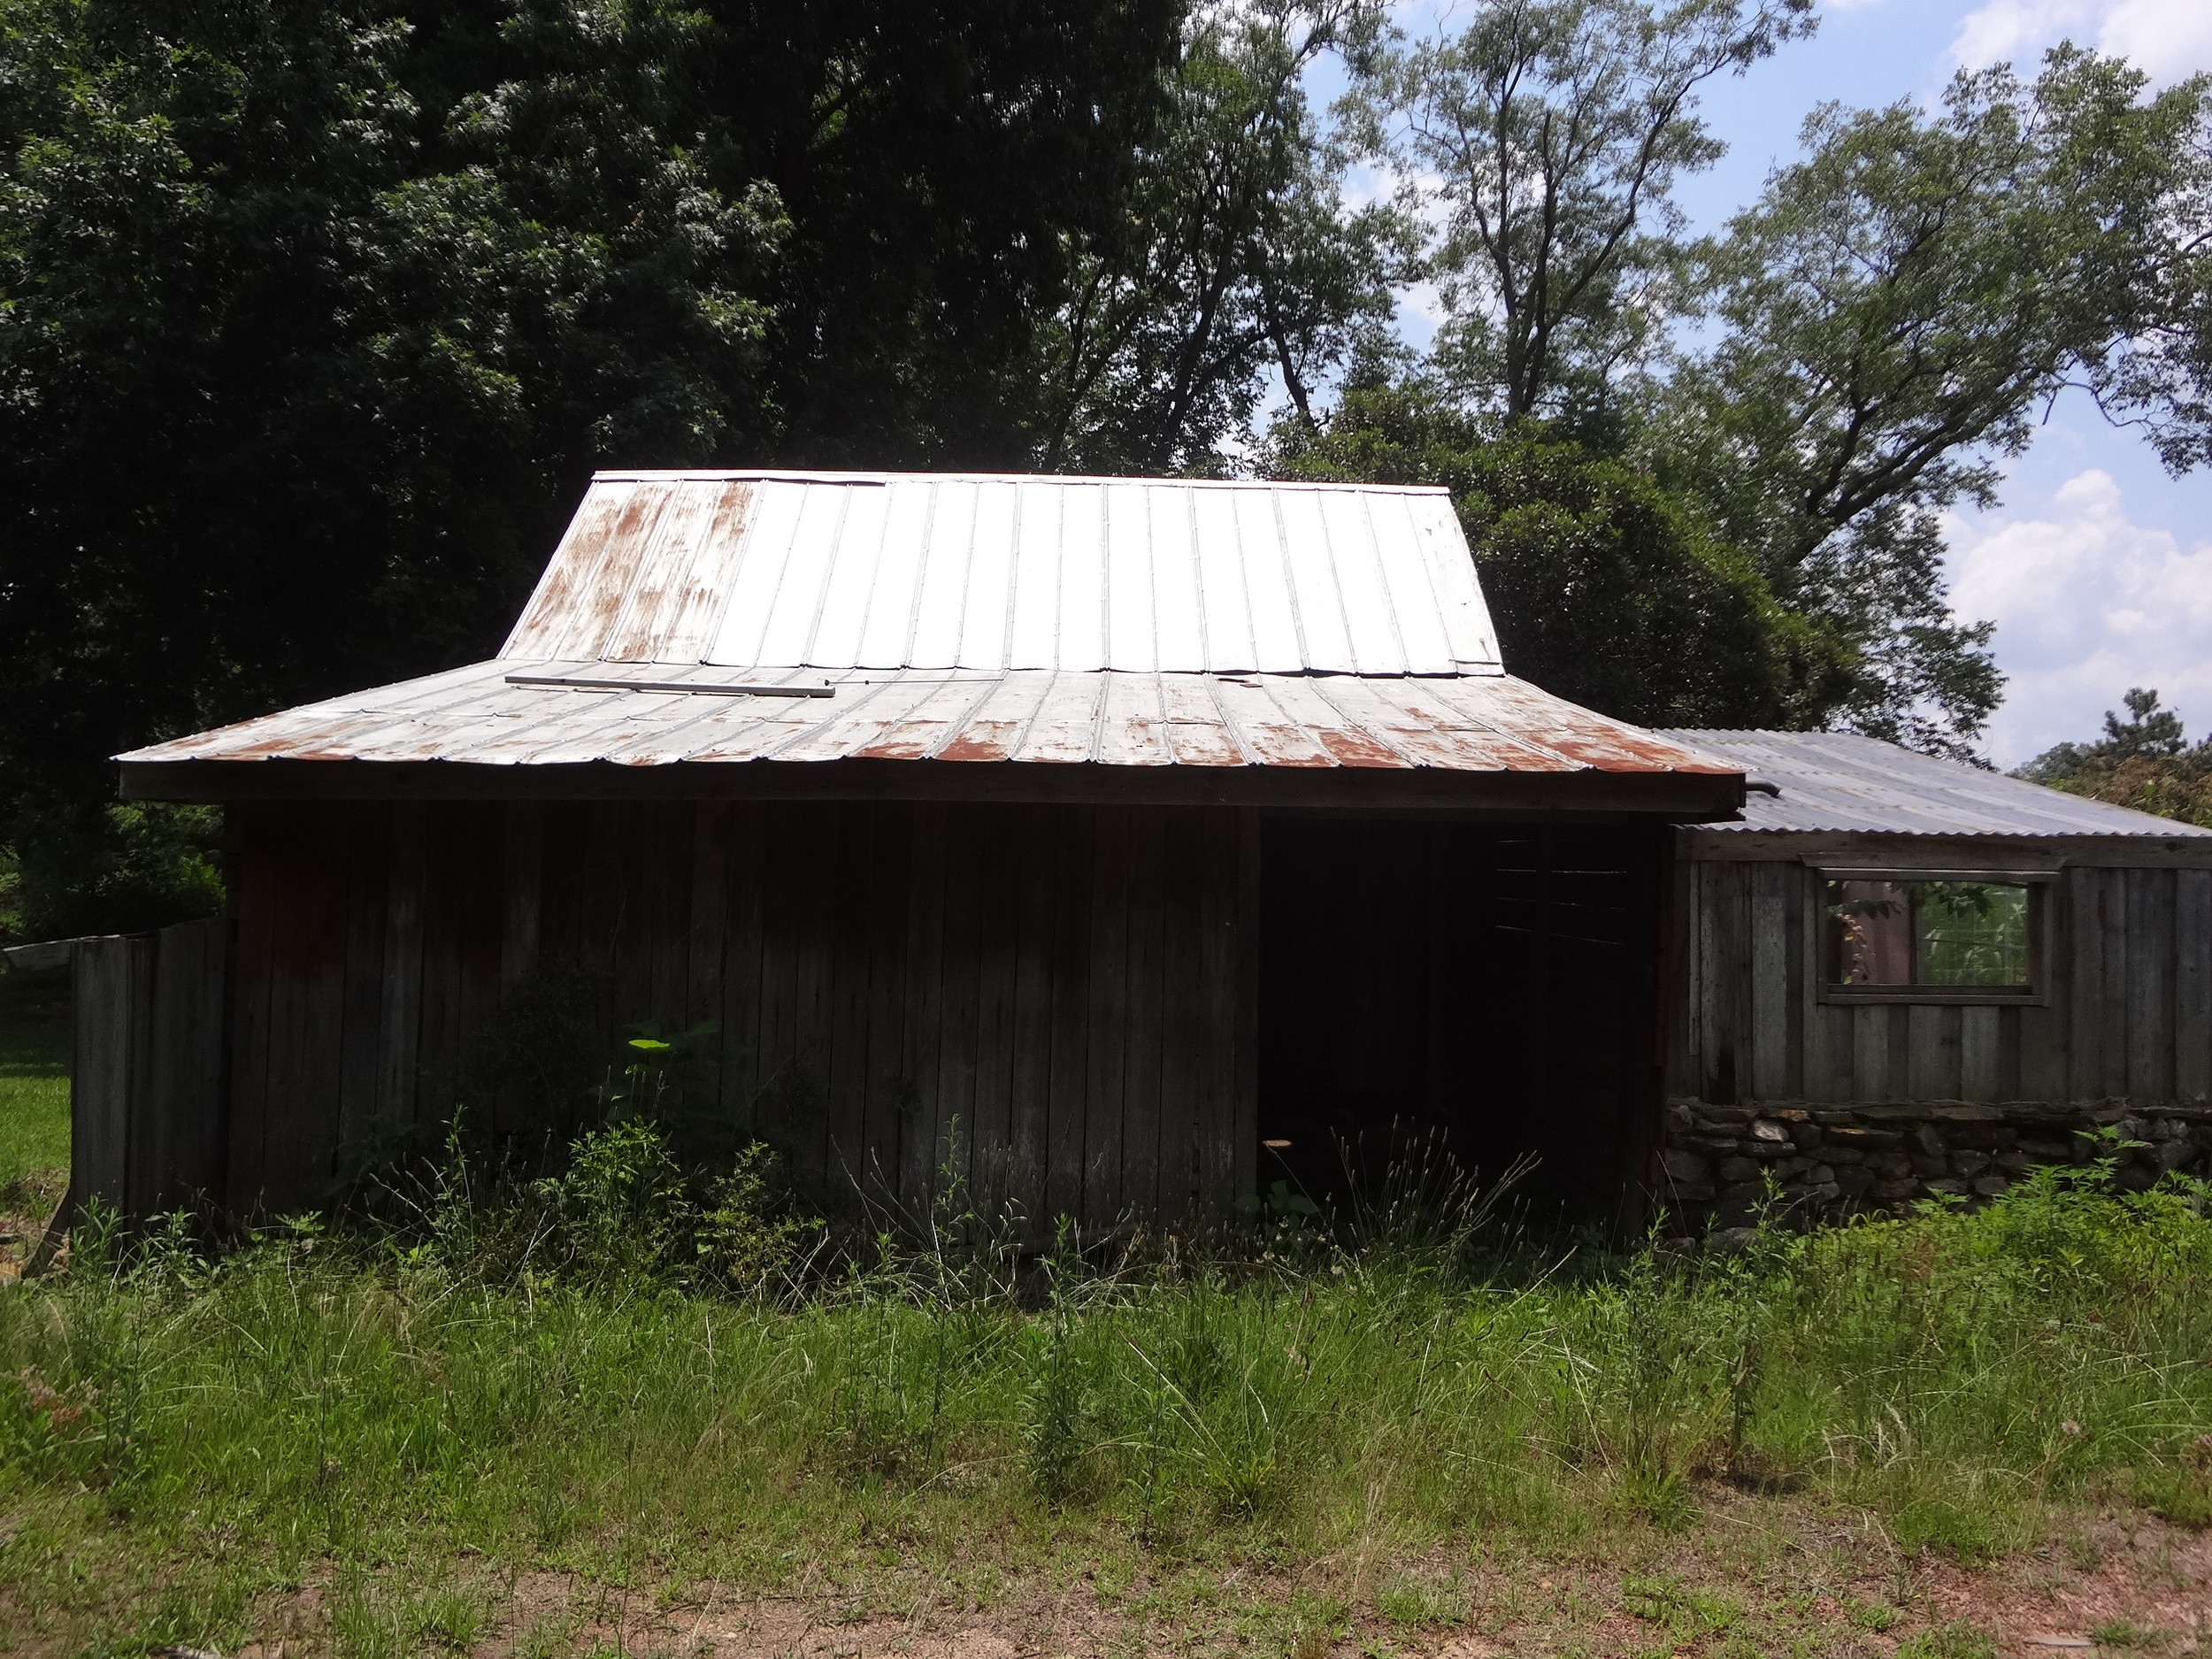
[1809, 866, 2056, 1007]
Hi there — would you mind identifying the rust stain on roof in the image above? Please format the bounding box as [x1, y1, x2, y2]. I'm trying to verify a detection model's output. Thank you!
[119, 667, 1741, 782]
[116, 471, 1745, 798]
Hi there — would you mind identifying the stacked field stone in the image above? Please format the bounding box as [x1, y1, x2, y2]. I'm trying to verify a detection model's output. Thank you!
[1660, 1099, 2212, 1230]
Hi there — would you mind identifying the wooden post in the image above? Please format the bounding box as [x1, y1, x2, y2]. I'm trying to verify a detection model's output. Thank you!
[71, 934, 146, 1218]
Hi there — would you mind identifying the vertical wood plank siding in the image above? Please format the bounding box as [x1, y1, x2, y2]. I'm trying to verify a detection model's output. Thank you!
[72, 920, 229, 1220]
[1676, 860, 2212, 1106]
[224, 800, 1254, 1225]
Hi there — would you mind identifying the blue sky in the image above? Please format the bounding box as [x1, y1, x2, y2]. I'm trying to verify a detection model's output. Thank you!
[1347, 0, 2212, 765]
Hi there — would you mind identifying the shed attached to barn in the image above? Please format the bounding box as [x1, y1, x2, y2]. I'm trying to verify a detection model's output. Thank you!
[100, 471, 1746, 1233]
[1655, 729, 2212, 1225]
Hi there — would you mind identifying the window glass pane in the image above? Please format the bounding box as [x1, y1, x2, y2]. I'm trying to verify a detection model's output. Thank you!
[1823, 878, 2032, 989]
[1916, 880, 2030, 986]
[1826, 879, 1912, 985]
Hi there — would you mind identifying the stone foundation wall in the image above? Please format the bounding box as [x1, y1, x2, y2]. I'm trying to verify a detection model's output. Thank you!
[1660, 1099, 2212, 1230]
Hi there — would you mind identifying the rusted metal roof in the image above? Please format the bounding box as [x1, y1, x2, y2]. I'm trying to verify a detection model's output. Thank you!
[1662, 730, 2212, 839]
[115, 472, 1742, 800]
[501, 472, 1502, 675]
[129, 660, 1732, 777]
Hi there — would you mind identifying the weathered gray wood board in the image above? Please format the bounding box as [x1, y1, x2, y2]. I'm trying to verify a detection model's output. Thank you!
[71, 919, 228, 1221]
[1677, 860, 2212, 1105]
[224, 799, 1253, 1227]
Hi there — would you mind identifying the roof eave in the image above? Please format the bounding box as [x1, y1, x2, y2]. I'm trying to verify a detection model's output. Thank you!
[1679, 824, 2212, 868]
[119, 755, 1747, 820]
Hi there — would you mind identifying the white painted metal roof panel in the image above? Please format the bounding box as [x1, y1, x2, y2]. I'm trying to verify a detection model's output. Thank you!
[502, 471, 1505, 677]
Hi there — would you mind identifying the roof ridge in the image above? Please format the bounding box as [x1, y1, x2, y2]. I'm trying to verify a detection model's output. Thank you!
[588, 469, 1454, 495]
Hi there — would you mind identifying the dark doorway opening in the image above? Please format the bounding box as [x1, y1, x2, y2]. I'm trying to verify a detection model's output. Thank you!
[1256, 818, 1665, 1228]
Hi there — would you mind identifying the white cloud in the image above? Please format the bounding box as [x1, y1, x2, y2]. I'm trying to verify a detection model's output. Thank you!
[1950, 0, 2212, 85]
[1946, 469, 2212, 766]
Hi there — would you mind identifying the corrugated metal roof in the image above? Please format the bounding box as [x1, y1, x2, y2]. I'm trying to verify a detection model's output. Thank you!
[129, 661, 1732, 776]
[1660, 730, 2212, 839]
[116, 471, 1740, 794]
[500, 472, 1503, 675]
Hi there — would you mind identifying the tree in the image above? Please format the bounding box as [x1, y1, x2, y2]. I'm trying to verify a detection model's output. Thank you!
[1035, 0, 1408, 472]
[0, 0, 1185, 935]
[2017, 689, 2212, 827]
[1266, 381, 1846, 726]
[2092, 85, 2212, 474]
[1659, 50, 2212, 756]
[1353, 0, 1814, 426]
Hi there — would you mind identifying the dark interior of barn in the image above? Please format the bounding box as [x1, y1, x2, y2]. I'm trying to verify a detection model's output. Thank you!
[1256, 818, 1665, 1228]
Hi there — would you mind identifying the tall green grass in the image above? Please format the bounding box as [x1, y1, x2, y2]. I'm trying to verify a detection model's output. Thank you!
[0, 965, 69, 1202]
[3, 1151, 2208, 1645]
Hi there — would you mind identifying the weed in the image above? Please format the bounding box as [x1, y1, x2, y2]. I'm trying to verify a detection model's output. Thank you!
[334, 1572, 486, 1659]
[1847, 1595, 1900, 1632]
[1895, 1621, 1999, 1659]
[1893, 1494, 2003, 1562]
[2136, 1435, 2212, 1528]
[1622, 1573, 1741, 1640]
[1374, 1570, 1467, 1627]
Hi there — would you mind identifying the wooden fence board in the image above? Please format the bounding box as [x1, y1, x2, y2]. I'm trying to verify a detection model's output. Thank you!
[718, 802, 767, 1132]
[2020, 872, 2070, 1102]
[970, 810, 1023, 1211]
[2178, 869, 2211, 1102]
[932, 808, 987, 1205]
[1233, 809, 1262, 1210]
[72, 936, 141, 1215]
[143, 918, 227, 1213]
[1120, 808, 1167, 1223]
[686, 801, 731, 1115]
[859, 803, 914, 1207]
[1747, 868, 1790, 1100]
[1960, 1005, 2001, 1102]
[1852, 1003, 1889, 1102]
[2127, 868, 2175, 1103]
[262, 811, 349, 1206]
[1008, 806, 1057, 1215]
[336, 814, 391, 1156]
[2101, 867, 2131, 1099]
[826, 804, 882, 1199]
[1157, 809, 1207, 1221]
[1906, 1003, 1957, 1102]
[1083, 807, 1133, 1229]
[73, 925, 228, 1225]
[1046, 809, 1096, 1229]
[896, 804, 949, 1210]
[2066, 869, 2108, 1101]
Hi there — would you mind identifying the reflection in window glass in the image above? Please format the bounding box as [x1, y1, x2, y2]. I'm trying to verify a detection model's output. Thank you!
[1824, 879, 2032, 990]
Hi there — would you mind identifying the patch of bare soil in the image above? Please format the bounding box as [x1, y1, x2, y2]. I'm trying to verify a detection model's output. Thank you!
[1922, 1511, 2212, 1653]
[201, 1494, 2212, 1659]
[0, 1174, 65, 1285]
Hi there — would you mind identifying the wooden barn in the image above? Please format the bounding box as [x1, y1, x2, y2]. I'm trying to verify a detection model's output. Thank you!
[1654, 729, 2212, 1224]
[88, 470, 1747, 1232]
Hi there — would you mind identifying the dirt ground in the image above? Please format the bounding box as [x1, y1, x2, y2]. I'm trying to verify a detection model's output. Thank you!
[200, 1492, 2208, 1659]
[0, 1172, 64, 1286]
